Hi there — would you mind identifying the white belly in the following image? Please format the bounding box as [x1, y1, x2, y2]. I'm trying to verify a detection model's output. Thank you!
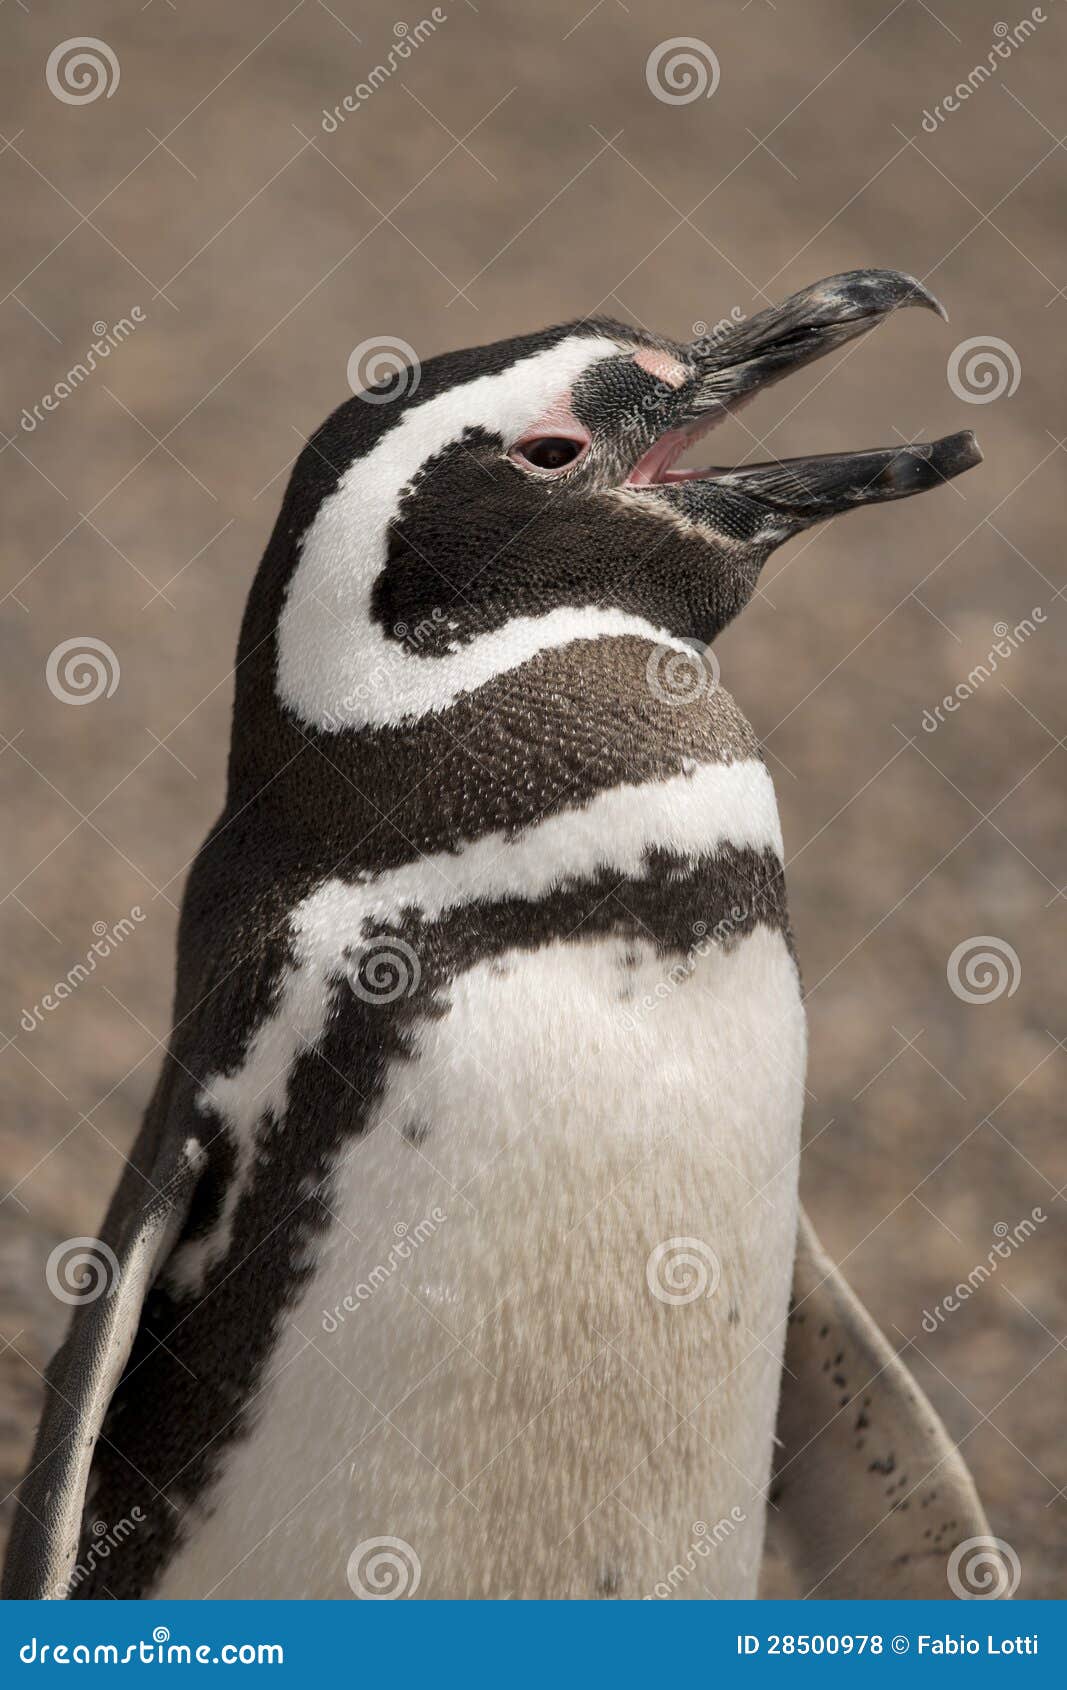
[158, 923, 804, 1599]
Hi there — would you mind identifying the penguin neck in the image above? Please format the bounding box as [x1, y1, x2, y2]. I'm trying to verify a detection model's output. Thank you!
[224, 636, 761, 877]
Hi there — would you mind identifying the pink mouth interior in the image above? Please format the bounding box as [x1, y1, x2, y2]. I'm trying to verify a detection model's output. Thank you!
[625, 407, 731, 486]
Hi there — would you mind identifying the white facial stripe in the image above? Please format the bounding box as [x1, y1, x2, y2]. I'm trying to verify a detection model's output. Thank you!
[276, 335, 692, 731]
[168, 756, 782, 1291]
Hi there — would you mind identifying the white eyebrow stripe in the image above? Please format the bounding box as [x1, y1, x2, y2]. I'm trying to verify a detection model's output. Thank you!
[276, 336, 696, 730]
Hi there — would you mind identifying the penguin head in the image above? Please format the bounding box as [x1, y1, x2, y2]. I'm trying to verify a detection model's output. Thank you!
[241, 270, 980, 742]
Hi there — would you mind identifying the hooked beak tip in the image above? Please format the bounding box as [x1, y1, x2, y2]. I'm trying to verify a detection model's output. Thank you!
[923, 288, 949, 324]
[803, 268, 948, 327]
[678, 268, 953, 419]
[888, 272, 947, 323]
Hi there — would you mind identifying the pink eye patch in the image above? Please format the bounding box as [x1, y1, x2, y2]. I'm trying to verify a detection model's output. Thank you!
[632, 348, 689, 388]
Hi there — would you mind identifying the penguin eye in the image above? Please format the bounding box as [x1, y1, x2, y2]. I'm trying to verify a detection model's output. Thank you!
[511, 436, 588, 473]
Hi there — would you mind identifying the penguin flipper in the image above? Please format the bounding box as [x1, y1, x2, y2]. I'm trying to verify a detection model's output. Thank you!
[768, 1205, 990, 1598]
[1, 1130, 203, 1599]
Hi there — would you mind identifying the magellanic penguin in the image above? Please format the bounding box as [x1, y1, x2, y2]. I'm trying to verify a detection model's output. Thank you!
[5, 270, 992, 1602]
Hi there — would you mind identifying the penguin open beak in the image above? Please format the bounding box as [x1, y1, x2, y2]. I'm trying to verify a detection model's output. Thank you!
[626, 269, 982, 521]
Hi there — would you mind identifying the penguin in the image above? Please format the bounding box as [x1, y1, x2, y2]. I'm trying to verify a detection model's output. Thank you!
[4, 269, 991, 1601]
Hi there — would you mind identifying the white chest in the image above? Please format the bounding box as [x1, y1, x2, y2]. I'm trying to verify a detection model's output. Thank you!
[157, 921, 804, 1599]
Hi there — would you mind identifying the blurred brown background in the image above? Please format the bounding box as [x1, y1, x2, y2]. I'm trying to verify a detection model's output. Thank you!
[1, 0, 1064, 1596]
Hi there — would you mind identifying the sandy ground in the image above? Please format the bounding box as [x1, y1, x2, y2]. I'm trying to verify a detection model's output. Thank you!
[1, 0, 1064, 1598]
